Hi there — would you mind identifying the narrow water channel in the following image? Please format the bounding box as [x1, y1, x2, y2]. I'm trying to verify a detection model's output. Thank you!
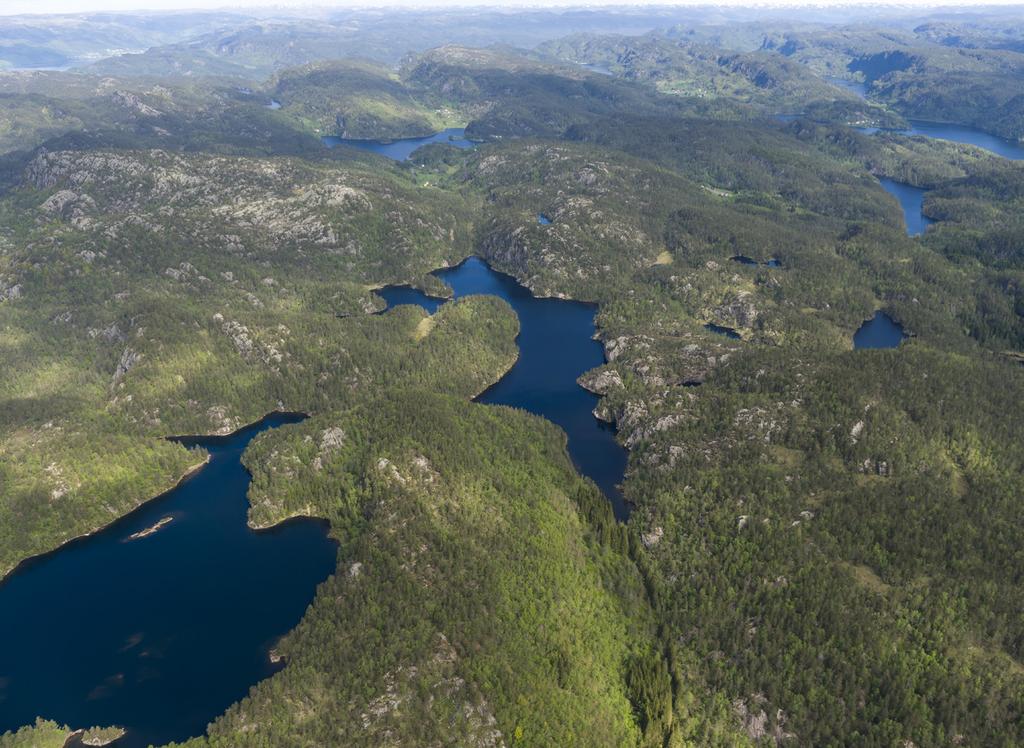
[878, 177, 933, 236]
[379, 257, 631, 520]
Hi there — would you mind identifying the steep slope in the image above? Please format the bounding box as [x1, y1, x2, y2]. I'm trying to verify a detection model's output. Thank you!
[267, 60, 450, 139]
[173, 393, 685, 747]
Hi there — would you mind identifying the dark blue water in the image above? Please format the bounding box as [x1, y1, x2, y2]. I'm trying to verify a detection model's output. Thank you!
[538, 213, 552, 225]
[878, 178, 933, 236]
[854, 311, 906, 349]
[380, 257, 629, 520]
[376, 285, 447, 314]
[904, 121, 1024, 160]
[807, 79, 1024, 160]
[705, 323, 741, 339]
[731, 255, 780, 267]
[0, 413, 337, 748]
[322, 127, 474, 161]
[856, 121, 1024, 161]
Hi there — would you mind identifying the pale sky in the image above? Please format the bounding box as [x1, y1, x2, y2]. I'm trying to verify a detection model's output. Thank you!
[3, 0, 1024, 15]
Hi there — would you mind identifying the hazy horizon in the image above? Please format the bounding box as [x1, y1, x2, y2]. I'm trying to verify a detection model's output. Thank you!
[4, 0, 1024, 17]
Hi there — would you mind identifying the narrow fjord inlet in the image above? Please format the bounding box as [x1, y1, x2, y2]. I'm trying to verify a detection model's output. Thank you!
[381, 257, 631, 520]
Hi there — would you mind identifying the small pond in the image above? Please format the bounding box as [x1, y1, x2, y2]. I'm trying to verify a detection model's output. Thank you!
[854, 311, 906, 349]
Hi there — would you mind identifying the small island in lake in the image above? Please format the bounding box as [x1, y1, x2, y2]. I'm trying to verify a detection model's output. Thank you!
[126, 517, 173, 541]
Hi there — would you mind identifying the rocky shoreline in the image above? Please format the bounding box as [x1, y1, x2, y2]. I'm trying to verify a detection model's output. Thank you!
[63, 726, 126, 747]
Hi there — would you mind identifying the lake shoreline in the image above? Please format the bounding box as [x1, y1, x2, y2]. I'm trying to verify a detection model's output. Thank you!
[0, 453, 210, 586]
[242, 347, 521, 532]
[0, 276, 528, 584]
[381, 254, 630, 519]
[0, 408, 339, 746]
[0, 409, 311, 586]
[63, 726, 126, 747]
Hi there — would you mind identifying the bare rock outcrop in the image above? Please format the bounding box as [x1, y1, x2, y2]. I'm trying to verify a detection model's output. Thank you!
[733, 694, 794, 744]
[578, 366, 622, 395]
[111, 347, 141, 386]
[713, 291, 759, 329]
[0, 283, 23, 302]
[312, 427, 346, 471]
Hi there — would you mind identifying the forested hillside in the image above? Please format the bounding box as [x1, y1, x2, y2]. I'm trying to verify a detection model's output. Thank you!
[2, 7, 1023, 747]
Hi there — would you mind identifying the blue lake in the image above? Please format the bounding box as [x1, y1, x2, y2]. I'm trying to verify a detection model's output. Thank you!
[854, 311, 906, 349]
[322, 127, 474, 161]
[379, 257, 630, 520]
[854, 121, 1024, 161]
[0, 257, 633, 744]
[902, 121, 1024, 161]
[0, 413, 337, 747]
[877, 178, 933, 236]
[808, 78, 1024, 160]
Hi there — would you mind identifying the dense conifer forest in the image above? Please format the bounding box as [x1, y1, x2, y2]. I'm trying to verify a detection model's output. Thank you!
[1, 4, 1023, 746]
